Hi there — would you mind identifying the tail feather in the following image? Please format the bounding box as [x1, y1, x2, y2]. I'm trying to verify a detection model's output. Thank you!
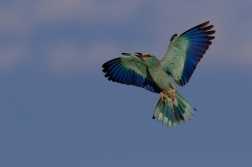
[153, 93, 196, 127]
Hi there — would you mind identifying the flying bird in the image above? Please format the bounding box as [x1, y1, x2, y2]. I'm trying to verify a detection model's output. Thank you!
[102, 21, 215, 127]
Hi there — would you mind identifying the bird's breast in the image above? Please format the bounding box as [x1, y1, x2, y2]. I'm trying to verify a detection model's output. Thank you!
[148, 67, 174, 93]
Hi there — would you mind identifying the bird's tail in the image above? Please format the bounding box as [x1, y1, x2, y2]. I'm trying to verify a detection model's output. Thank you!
[153, 92, 196, 127]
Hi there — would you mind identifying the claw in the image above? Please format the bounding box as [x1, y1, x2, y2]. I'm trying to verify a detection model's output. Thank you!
[168, 89, 175, 100]
[160, 92, 166, 101]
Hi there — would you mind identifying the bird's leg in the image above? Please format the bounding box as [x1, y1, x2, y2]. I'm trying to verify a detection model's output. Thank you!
[160, 92, 166, 101]
[168, 89, 175, 100]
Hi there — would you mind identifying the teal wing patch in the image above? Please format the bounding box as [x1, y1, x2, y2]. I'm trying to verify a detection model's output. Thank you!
[102, 53, 161, 93]
[160, 21, 215, 86]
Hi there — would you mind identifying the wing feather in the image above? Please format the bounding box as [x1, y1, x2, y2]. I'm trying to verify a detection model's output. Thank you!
[160, 21, 215, 86]
[102, 53, 161, 93]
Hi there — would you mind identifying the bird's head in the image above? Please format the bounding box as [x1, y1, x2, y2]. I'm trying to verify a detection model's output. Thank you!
[135, 52, 159, 68]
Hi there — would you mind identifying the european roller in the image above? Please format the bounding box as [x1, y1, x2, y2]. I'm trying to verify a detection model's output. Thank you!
[102, 21, 215, 127]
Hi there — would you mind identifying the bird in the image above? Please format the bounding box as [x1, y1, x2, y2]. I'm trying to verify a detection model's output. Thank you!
[102, 21, 215, 127]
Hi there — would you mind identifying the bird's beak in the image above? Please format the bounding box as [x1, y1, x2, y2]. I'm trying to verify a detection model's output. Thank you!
[135, 52, 143, 60]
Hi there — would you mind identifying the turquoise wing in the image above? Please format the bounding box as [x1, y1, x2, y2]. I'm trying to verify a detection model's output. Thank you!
[102, 53, 161, 93]
[160, 21, 215, 86]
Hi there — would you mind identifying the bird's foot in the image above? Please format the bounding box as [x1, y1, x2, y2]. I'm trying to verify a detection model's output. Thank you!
[160, 92, 166, 101]
[168, 89, 175, 100]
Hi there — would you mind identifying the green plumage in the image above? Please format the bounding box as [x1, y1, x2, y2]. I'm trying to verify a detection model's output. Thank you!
[102, 21, 215, 127]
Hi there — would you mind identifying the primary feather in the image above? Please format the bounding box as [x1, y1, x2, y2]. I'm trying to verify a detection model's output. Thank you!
[102, 53, 161, 93]
[161, 21, 215, 86]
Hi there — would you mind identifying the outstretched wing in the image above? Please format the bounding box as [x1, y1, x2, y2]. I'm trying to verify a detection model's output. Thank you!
[160, 21, 215, 86]
[102, 53, 161, 93]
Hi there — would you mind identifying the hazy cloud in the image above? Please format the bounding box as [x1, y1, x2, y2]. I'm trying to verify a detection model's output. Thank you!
[34, 0, 145, 22]
[0, 1, 251, 74]
[46, 41, 120, 72]
[0, 44, 27, 70]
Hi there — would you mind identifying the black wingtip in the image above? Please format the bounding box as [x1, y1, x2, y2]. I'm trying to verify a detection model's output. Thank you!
[200, 21, 210, 27]
[152, 115, 155, 119]
[121, 53, 131, 56]
[170, 34, 177, 41]
[180, 21, 214, 37]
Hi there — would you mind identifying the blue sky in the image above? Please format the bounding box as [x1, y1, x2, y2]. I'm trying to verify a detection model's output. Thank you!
[0, 1, 252, 167]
